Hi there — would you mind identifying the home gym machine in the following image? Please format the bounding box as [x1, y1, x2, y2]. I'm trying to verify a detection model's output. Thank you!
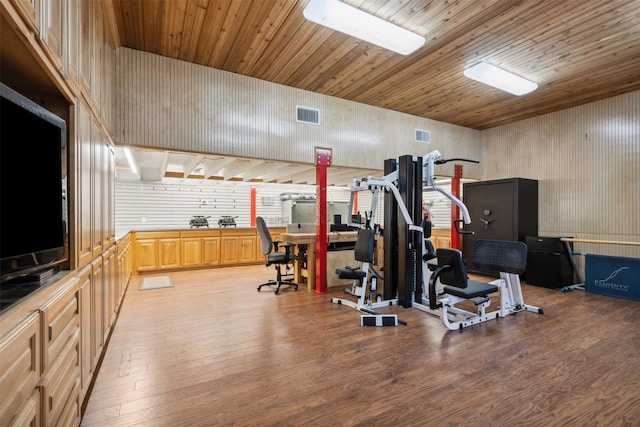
[332, 150, 473, 316]
[333, 150, 542, 329]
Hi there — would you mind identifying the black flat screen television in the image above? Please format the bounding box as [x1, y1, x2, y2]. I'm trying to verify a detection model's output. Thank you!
[1, 82, 68, 284]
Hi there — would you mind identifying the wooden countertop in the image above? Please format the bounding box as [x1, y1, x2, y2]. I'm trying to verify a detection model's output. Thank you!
[281, 231, 358, 245]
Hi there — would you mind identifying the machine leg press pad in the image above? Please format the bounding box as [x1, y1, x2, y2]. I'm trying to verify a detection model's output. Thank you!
[360, 314, 398, 327]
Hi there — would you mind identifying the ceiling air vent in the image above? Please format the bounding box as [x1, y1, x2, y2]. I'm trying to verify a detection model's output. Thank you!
[296, 106, 320, 125]
[415, 128, 430, 143]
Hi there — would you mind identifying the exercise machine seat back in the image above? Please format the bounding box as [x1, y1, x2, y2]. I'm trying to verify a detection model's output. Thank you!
[335, 228, 374, 280]
[471, 239, 528, 275]
[435, 248, 499, 299]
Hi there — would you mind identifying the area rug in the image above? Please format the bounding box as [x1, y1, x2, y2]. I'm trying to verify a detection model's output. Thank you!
[139, 276, 174, 290]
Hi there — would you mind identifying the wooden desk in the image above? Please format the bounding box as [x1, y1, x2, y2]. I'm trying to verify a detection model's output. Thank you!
[281, 231, 358, 290]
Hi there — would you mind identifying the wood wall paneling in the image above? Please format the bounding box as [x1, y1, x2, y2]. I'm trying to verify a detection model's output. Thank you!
[114, 48, 482, 177]
[481, 91, 640, 262]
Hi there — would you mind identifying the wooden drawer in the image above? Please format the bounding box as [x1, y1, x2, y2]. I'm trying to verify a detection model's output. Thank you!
[134, 231, 180, 239]
[39, 278, 80, 371]
[6, 390, 40, 427]
[0, 312, 41, 427]
[39, 329, 80, 427]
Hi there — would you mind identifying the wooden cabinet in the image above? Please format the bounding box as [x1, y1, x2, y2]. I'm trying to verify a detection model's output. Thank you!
[133, 231, 181, 272]
[77, 265, 93, 402]
[180, 230, 221, 268]
[38, 277, 81, 427]
[203, 236, 221, 266]
[429, 229, 453, 251]
[39, 329, 81, 427]
[220, 236, 240, 265]
[102, 247, 116, 341]
[90, 256, 103, 368]
[132, 229, 267, 272]
[221, 229, 258, 265]
[135, 239, 158, 272]
[39, 278, 80, 372]
[76, 102, 93, 268]
[0, 312, 41, 427]
[158, 237, 180, 270]
[1, 0, 121, 424]
[42, 0, 66, 72]
[9, 0, 41, 33]
[181, 237, 202, 267]
[239, 235, 257, 263]
[116, 235, 132, 302]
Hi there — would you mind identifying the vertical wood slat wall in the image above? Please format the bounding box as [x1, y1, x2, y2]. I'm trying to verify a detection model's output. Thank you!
[115, 47, 482, 178]
[481, 91, 640, 259]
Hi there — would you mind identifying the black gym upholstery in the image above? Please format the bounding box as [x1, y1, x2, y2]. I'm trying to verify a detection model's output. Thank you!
[335, 228, 374, 280]
[433, 247, 499, 299]
[256, 216, 298, 294]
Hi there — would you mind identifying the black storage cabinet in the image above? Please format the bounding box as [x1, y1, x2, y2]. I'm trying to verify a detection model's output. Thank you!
[462, 178, 538, 273]
[525, 236, 575, 288]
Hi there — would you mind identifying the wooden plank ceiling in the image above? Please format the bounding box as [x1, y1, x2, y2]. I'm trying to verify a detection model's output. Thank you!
[111, 0, 640, 130]
[110, 0, 640, 186]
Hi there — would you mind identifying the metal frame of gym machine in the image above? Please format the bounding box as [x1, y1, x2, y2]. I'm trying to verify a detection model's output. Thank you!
[333, 150, 541, 330]
[331, 150, 472, 311]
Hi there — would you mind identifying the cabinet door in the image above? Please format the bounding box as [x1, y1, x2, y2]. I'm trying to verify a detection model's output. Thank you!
[39, 279, 80, 371]
[102, 248, 116, 341]
[135, 239, 158, 272]
[220, 237, 239, 265]
[91, 125, 103, 256]
[91, 257, 103, 367]
[42, 0, 66, 71]
[77, 265, 92, 400]
[77, 103, 93, 267]
[79, 0, 91, 95]
[158, 238, 180, 270]
[203, 237, 220, 266]
[239, 236, 257, 263]
[181, 238, 202, 268]
[9, 0, 41, 32]
[0, 312, 41, 427]
[40, 329, 80, 427]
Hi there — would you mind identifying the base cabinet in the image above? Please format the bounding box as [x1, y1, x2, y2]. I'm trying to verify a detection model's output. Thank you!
[39, 330, 81, 427]
[0, 312, 41, 427]
[181, 232, 221, 267]
[203, 236, 221, 266]
[132, 229, 272, 272]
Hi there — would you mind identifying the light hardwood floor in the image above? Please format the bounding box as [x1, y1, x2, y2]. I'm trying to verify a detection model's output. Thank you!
[81, 265, 640, 426]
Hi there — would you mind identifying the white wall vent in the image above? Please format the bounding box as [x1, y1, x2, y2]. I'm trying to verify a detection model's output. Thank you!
[415, 128, 431, 143]
[296, 106, 320, 125]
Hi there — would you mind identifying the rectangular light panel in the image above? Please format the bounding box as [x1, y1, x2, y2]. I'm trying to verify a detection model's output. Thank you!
[464, 62, 538, 95]
[303, 0, 425, 55]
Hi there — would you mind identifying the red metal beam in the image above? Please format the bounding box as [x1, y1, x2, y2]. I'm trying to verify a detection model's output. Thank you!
[451, 164, 463, 250]
[315, 147, 332, 294]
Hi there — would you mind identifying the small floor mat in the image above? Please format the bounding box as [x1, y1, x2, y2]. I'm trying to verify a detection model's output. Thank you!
[139, 276, 174, 290]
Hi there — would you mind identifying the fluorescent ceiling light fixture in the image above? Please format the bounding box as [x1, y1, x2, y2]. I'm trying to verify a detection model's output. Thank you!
[463, 62, 538, 95]
[124, 148, 138, 175]
[303, 0, 425, 55]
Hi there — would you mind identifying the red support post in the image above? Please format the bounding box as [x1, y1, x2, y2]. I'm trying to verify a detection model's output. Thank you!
[353, 191, 358, 216]
[315, 147, 332, 294]
[451, 164, 463, 250]
[250, 186, 257, 227]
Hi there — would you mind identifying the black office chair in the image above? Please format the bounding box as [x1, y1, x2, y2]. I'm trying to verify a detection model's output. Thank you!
[256, 216, 298, 294]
